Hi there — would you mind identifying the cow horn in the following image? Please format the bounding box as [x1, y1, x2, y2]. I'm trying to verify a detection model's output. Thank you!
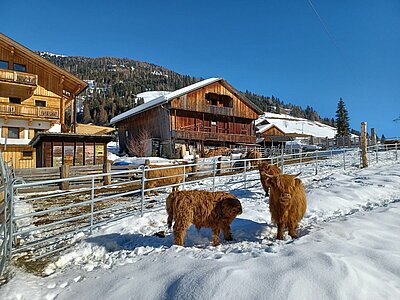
[293, 172, 302, 177]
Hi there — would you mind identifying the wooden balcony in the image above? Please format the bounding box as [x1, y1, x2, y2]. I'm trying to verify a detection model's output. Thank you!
[172, 129, 255, 144]
[0, 69, 38, 86]
[0, 103, 59, 119]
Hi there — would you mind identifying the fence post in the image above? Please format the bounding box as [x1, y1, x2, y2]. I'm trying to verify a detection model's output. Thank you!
[103, 162, 111, 185]
[315, 150, 319, 175]
[361, 122, 368, 168]
[300, 148, 302, 164]
[140, 165, 146, 217]
[343, 150, 346, 170]
[375, 144, 379, 163]
[90, 176, 94, 234]
[217, 156, 222, 175]
[8, 183, 14, 257]
[191, 157, 198, 177]
[212, 159, 216, 192]
[182, 165, 186, 190]
[396, 143, 398, 161]
[280, 147, 284, 173]
[243, 160, 247, 189]
[60, 165, 70, 190]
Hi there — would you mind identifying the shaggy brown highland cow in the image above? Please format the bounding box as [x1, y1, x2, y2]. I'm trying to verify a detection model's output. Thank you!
[258, 162, 282, 196]
[263, 173, 306, 240]
[145, 164, 191, 196]
[166, 190, 242, 246]
[245, 150, 262, 167]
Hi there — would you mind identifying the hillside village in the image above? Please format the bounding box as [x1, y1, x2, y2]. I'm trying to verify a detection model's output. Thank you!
[0, 33, 376, 169]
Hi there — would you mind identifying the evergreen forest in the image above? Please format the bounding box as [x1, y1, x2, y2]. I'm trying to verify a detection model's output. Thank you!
[40, 53, 336, 128]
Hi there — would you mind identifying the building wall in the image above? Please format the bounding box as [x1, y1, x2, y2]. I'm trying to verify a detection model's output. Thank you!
[117, 106, 170, 152]
[0, 145, 35, 169]
[170, 81, 259, 119]
[0, 39, 73, 168]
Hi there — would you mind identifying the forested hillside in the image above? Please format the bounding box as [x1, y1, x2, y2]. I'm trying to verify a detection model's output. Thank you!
[40, 53, 335, 127]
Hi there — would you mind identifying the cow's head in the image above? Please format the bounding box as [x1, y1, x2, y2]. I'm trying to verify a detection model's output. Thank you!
[218, 194, 243, 218]
[264, 173, 301, 205]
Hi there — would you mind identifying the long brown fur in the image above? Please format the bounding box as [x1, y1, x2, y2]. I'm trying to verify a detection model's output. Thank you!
[145, 164, 192, 196]
[266, 174, 306, 240]
[166, 190, 242, 246]
[258, 162, 282, 196]
[245, 150, 262, 167]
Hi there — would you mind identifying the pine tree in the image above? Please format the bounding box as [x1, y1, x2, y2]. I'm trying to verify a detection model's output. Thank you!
[381, 134, 386, 143]
[82, 101, 92, 123]
[335, 98, 350, 136]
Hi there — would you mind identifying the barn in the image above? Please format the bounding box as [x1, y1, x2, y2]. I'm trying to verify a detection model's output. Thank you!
[110, 78, 263, 158]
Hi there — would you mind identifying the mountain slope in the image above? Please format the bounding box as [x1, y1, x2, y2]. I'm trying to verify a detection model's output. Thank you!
[40, 53, 334, 127]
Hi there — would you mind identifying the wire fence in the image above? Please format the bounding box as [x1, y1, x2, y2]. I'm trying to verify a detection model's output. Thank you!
[0, 143, 399, 276]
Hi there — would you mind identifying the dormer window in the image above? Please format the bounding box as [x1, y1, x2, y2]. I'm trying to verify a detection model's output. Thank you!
[205, 93, 233, 108]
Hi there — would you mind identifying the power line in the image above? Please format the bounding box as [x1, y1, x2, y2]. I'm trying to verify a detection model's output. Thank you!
[306, 0, 358, 80]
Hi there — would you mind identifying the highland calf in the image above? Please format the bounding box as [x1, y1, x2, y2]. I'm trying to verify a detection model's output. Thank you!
[262, 173, 306, 240]
[258, 162, 282, 196]
[166, 190, 242, 246]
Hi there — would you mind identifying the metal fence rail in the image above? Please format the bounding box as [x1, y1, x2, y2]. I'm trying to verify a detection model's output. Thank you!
[1, 144, 399, 276]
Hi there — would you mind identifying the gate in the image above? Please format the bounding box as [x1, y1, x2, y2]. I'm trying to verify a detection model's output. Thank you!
[0, 151, 13, 277]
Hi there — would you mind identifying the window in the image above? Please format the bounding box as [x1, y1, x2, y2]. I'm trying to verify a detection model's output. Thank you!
[35, 100, 46, 107]
[13, 63, 26, 72]
[0, 60, 8, 70]
[8, 127, 20, 139]
[22, 151, 33, 158]
[205, 93, 233, 108]
[9, 97, 21, 104]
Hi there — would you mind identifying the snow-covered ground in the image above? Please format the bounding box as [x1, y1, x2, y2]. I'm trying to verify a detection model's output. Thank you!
[1, 158, 400, 299]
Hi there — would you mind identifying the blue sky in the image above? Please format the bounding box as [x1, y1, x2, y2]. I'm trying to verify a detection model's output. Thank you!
[2, 0, 400, 138]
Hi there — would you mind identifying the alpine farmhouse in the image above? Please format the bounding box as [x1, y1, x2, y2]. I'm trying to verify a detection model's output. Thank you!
[110, 78, 263, 157]
[0, 33, 88, 168]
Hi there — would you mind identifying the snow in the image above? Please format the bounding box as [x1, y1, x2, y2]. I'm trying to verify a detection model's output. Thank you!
[39, 51, 67, 58]
[1, 158, 400, 299]
[47, 124, 61, 133]
[136, 91, 171, 103]
[257, 112, 337, 138]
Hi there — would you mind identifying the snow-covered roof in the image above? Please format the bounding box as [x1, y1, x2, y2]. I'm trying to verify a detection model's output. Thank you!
[110, 78, 222, 124]
[257, 112, 337, 138]
[136, 91, 171, 103]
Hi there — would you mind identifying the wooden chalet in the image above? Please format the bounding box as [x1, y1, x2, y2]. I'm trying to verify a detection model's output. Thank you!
[0, 33, 87, 168]
[257, 123, 292, 148]
[110, 78, 263, 157]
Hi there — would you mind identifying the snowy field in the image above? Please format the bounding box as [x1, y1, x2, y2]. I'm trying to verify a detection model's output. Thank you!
[1, 157, 400, 299]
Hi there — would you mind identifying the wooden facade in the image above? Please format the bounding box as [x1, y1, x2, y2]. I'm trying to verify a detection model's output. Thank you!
[112, 78, 263, 157]
[258, 124, 291, 147]
[0, 33, 87, 168]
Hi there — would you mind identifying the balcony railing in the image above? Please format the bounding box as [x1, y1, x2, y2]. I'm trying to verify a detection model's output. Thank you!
[0, 69, 38, 86]
[173, 130, 255, 144]
[0, 103, 59, 119]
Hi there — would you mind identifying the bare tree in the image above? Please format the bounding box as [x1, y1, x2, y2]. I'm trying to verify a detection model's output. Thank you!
[126, 130, 151, 157]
